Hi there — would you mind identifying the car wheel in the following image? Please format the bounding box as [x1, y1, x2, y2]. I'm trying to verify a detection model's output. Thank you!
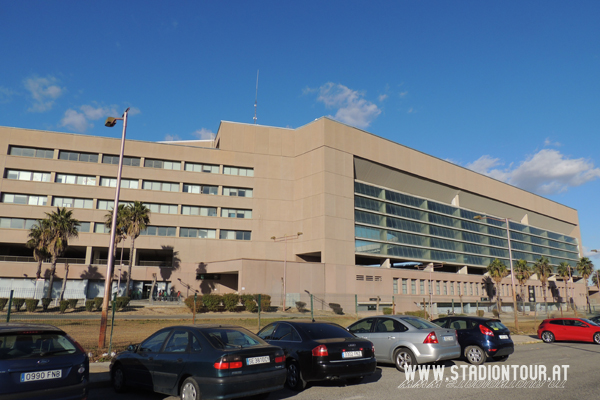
[111, 364, 126, 393]
[541, 331, 555, 343]
[181, 377, 201, 400]
[346, 376, 364, 385]
[465, 345, 486, 365]
[394, 348, 417, 373]
[593, 332, 600, 345]
[493, 355, 509, 362]
[286, 361, 306, 391]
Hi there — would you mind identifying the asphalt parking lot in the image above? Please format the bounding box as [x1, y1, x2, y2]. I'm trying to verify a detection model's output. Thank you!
[88, 340, 600, 400]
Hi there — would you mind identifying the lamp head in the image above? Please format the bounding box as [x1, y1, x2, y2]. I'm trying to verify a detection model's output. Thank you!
[473, 215, 483, 220]
[105, 117, 118, 127]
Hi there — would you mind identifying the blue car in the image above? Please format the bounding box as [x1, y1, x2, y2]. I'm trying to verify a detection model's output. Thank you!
[431, 316, 514, 365]
[0, 323, 89, 400]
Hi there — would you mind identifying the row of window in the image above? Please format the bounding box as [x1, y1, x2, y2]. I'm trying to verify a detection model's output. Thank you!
[6, 169, 253, 197]
[8, 146, 254, 177]
[393, 278, 490, 297]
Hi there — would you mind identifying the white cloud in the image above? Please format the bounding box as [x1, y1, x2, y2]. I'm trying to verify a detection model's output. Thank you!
[24, 76, 64, 112]
[378, 94, 388, 102]
[192, 128, 215, 140]
[60, 109, 90, 132]
[544, 138, 562, 147]
[0, 86, 14, 103]
[465, 148, 600, 195]
[407, 107, 415, 114]
[314, 82, 381, 129]
[399, 91, 408, 97]
[164, 134, 182, 141]
[59, 104, 119, 133]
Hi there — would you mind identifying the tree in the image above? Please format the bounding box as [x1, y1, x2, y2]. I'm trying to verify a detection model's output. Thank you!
[514, 259, 532, 315]
[124, 201, 150, 297]
[487, 258, 508, 313]
[26, 219, 51, 280]
[556, 262, 572, 317]
[44, 208, 80, 299]
[105, 204, 130, 292]
[576, 257, 594, 313]
[533, 256, 553, 315]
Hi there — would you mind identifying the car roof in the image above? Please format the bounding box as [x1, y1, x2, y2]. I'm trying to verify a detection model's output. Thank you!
[0, 323, 64, 334]
[434, 316, 500, 322]
[157, 324, 248, 330]
[271, 320, 339, 326]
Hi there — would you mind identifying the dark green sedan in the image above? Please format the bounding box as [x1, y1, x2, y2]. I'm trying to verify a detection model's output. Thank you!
[110, 324, 286, 400]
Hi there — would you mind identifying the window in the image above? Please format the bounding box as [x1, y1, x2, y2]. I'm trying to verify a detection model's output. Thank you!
[182, 184, 218, 195]
[142, 181, 179, 192]
[393, 278, 398, 294]
[470, 282, 473, 295]
[52, 197, 93, 209]
[144, 159, 181, 170]
[356, 275, 364, 281]
[219, 230, 251, 240]
[443, 281, 447, 295]
[223, 166, 254, 177]
[94, 223, 108, 233]
[450, 282, 455, 295]
[411, 280, 416, 294]
[375, 318, 408, 333]
[9, 146, 54, 159]
[420, 280, 425, 294]
[184, 162, 219, 173]
[181, 206, 217, 217]
[221, 208, 252, 219]
[348, 318, 375, 334]
[402, 278, 407, 294]
[58, 151, 98, 163]
[164, 330, 189, 353]
[179, 228, 216, 239]
[56, 174, 96, 186]
[1, 193, 47, 206]
[6, 170, 51, 182]
[102, 155, 141, 166]
[436, 281, 441, 295]
[140, 226, 177, 237]
[97, 200, 114, 210]
[77, 222, 91, 233]
[140, 330, 170, 353]
[223, 187, 253, 198]
[0, 217, 37, 230]
[144, 203, 178, 215]
[99, 177, 139, 189]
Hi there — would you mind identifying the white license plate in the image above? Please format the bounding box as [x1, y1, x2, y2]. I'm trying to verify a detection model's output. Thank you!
[342, 351, 362, 358]
[442, 335, 454, 341]
[20, 369, 62, 383]
[246, 356, 270, 365]
[499, 334, 509, 339]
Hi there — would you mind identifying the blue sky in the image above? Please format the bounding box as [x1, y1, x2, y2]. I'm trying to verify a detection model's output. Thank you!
[1, 1, 600, 260]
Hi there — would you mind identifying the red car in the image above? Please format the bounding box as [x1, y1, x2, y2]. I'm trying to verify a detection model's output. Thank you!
[538, 318, 600, 344]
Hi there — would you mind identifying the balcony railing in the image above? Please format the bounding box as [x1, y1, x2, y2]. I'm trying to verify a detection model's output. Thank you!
[0, 256, 85, 264]
[93, 259, 172, 268]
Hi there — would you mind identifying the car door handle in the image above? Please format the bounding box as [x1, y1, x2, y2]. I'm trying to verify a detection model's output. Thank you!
[388, 336, 396, 340]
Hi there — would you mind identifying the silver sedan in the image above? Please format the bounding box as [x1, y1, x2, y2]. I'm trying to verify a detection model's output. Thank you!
[348, 315, 460, 372]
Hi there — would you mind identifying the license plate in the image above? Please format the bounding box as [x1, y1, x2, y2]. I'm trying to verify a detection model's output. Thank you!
[442, 335, 454, 341]
[20, 369, 62, 383]
[499, 334, 509, 339]
[246, 356, 270, 365]
[342, 351, 362, 358]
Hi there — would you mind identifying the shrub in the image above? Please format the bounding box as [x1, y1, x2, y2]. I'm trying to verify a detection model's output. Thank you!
[296, 301, 306, 312]
[184, 295, 204, 313]
[12, 298, 25, 312]
[59, 300, 69, 313]
[113, 296, 130, 310]
[202, 294, 222, 312]
[85, 300, 95, 312]
[254, 294, 271, 311]
[0, 298, 7, 311]
[244, 299, 258, 313]
[67, 299, 79, 309]
[25, 299, 39, 312]
[404, 310, 429, 319]
[41, 298, 52, 311]
[222, 294, 240, 312]
[383, 307, 393, 315]
[93, 297, 103, 311]
[240, 294, 255, 304]
[476, 310, 484, 317]
[329, 303, 344, 315]
[492, 309, 500, 317]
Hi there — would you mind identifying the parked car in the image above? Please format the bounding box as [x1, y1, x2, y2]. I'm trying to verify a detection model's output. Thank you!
[538, 318, 600, 344]
[347, 315, 460, 372]
[110, 324, 286, 400]
[589, 315, 600, 325]
[0, 323, 89, 400]
[257, 320, 376, 391]
[431, 316, 514, 365]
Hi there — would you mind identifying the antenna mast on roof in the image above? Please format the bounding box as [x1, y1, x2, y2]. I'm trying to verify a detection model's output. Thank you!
[253, 70, 259, 125]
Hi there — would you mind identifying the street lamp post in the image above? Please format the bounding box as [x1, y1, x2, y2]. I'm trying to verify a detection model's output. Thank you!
[271, 233, 302, 312]
[98, 108, 130, 349]
[474, 215, 519, 332]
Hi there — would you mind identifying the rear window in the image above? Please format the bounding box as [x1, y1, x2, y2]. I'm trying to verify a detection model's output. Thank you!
[485, 321, 508, 331]
[402, 317, 439, 330]
[301, 323, 354, 340]
[202, 328, 264, 349]
[0, 331, 77, 360]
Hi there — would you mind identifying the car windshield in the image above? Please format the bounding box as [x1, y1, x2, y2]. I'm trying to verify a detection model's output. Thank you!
[202, 328, 264, 349]
[486, 320, 508, 331]
[0, 332, 77, 360]
[402, 317, 439, 330]
[581, 318, 598, 326]
[302, 323, 354, 340]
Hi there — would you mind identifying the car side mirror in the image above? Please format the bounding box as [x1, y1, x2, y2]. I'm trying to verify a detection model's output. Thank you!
[127, 344, 139, 352]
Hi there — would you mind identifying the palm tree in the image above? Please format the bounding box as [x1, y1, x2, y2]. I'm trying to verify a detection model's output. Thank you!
[124, 201, 150, 297]
[556, 262, 572, 317]
[514, 259, 532, 315]
[576, 257, 594, 313]
[26, 219, 51, 280]
[533, 256, 553, 315]
[44, 207, 80, 299]
[105, 204, 130, 291]
[487, 258, 508, 313]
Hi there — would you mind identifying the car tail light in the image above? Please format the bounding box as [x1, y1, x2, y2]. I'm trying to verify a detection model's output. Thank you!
[66, 334, 87, 353]
[372, 344, 375, 354]
[214, 355, 243, 369]
[275, 351, 285, 363]
[480, 324, 494, 336]
[423, 332, 438, 344]
[312, 344, 329, 357]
